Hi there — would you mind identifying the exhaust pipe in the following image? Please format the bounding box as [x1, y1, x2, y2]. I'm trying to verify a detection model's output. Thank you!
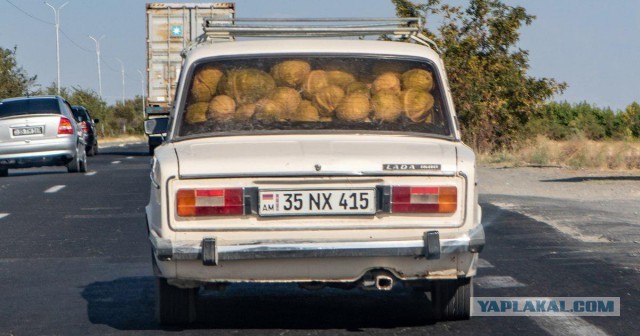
[375, 274, 394, 291]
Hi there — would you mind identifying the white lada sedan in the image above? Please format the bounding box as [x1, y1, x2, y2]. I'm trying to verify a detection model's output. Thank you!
[146, 39, 484, 324]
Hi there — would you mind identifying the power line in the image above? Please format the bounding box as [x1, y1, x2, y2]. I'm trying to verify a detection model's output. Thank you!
[60, 29, 92, 53]
[4, 0, 139, 96]
[4, 0, 92, 55]
[4, 0, 53, 25]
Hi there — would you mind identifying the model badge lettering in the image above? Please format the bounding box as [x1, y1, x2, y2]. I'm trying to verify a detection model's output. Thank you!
[383, 164, 442, 171]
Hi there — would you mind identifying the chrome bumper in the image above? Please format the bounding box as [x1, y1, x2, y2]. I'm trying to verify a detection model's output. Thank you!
[150, 225, 485, 266]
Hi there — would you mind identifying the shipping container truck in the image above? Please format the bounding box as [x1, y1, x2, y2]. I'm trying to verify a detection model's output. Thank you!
[145, 2, 235, 154]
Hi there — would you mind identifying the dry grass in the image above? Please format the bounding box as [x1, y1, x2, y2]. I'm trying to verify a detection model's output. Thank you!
[100, 134, 146, 144]
[480, 136, 640, 170]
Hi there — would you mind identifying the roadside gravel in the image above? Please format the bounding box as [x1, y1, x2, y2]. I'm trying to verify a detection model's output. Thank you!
[479, 166, 640, 270]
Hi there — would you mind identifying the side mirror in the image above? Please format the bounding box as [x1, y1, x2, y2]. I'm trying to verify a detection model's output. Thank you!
[145, 117, 169, 135]
[93, 118, 100, 123]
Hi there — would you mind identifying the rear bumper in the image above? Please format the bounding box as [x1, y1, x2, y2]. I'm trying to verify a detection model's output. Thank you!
[0, 137, 76, 168]
[0, 150, 75, 168]
[150, 225, 485, 265]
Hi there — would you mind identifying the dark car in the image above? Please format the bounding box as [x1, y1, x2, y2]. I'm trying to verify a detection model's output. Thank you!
[71, 106, 99, 156]
[0, 96, 87, 176]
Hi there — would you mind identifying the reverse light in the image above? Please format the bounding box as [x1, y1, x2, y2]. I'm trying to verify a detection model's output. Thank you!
[176, 188, 243, 217]
[391, 186, 457, 213]
[57, 117, 74, 135]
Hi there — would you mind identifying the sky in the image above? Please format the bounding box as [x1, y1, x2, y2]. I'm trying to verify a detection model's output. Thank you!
[0, 0, 638, 110]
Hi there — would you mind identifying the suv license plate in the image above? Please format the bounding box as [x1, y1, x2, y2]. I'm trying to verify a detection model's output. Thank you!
[12, 127, 43, 136]
[258, 189, 376, 216]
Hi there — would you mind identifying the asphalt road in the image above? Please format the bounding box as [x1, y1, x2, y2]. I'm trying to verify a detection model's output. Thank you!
[0, 142, 637, 336]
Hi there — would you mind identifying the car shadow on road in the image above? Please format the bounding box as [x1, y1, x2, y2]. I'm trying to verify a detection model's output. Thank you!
[541, 176, 640, 183]
[4, 169, 67, 177]
[81, 276, 437, 331]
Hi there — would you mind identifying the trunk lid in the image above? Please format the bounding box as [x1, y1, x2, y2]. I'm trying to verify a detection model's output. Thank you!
[174, 134, 457, 177]
[0, 114, 65, 144]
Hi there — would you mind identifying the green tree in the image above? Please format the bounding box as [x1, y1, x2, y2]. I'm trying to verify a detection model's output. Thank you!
[619, 102, 640, 138]
[391, 0, 566, 151]
[113, 96, 145, 134]
[66, 88, 113, 136]
[0, 46, 37, 99]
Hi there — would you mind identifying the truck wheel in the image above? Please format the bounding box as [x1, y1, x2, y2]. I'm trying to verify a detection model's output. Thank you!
[431, 277, 472, 321]
[156, 277, 197, 325]
[149, 144, 157, 156]
[0, 168, 8, 177]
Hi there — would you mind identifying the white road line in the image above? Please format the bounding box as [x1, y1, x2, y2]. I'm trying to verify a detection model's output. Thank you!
[111, 161, 121, 164]
[126, 156, 134, 159]
[44, 185, 66, 193]
[85, 171, 97, 176]
[477, 258, 494, 268]
[0, 213, 8, 220]
[532, 316, 610, 336]
[475, 276, 526, 289]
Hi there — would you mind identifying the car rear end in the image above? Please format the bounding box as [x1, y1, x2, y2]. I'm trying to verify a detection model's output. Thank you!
[148, 40, 484, 323]
[71, 106, 98, 155]
[0, 97, 78, 172]
[151, 136, 482, 282]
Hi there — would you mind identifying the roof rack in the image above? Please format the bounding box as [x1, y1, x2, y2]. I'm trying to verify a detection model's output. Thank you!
[189, 17, 442, 55]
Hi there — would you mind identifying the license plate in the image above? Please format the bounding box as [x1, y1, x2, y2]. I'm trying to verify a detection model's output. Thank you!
[259, 189, 376, 216]
[12, 127, 43, 136]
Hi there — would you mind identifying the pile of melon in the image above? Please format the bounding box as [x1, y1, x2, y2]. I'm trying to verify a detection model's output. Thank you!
[184, 60, 436, 125]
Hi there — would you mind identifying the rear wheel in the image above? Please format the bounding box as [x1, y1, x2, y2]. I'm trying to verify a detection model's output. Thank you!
[87, 145, 96, 157]
[149, 144, 157, 156]
[79, 149, 88, 173]
[66, 148, 81, 173]
[156, 277, 197, 325]
[431, 277, 472, 321]
[0, 168, 8, 177]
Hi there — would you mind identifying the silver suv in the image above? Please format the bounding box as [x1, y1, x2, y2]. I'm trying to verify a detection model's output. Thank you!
[0, 96, 87, 176]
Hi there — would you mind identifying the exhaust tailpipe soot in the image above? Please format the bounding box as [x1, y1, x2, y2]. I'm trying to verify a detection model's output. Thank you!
[375, 274, 394, 291]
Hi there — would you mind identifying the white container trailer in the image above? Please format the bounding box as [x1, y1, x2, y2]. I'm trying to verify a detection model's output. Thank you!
[145, 3, 235, 153]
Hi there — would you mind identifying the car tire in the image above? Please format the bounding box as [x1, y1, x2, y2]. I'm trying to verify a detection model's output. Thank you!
[79, 149, 88, 173]
[431, 277, 472, 321]
[66, 148, 81, 173]
[87, 145, 95, 157]
[0, 168, 8, 177]
[156, 277, 197, 325]
[149, 144, 157, 156]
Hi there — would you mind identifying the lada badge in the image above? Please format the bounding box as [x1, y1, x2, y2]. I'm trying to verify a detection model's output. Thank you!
[383, 164, 442, 171]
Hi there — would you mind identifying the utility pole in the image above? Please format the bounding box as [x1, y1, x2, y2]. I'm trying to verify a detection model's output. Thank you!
[115, 58, 125, 105]
[45, 1, 69, 95]
[88, 35, 104, 97]
[137, 69, 145, 116]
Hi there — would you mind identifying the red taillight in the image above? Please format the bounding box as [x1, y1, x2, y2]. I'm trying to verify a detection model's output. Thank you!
[176, 188, 244, 217]
[58, 117, 74, 135]
[80, 121, 89, 134]
[391, 186, 457, 213]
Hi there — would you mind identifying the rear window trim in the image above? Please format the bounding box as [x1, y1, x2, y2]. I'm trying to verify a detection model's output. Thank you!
[170, 53, 456, 142]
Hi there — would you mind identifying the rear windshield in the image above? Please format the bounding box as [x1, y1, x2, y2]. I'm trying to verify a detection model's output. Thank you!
[177, 56, 451, 138]
[71, 107, 89, 122]
[0, 99, 60, 118]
